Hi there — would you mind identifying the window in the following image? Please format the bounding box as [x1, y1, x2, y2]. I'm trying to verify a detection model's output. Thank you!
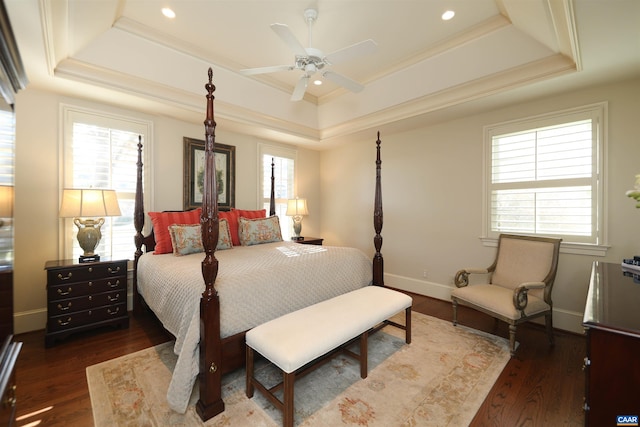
[484, 103, 606, 250]
[0, 108, 14, 265]
[61, 105, 152, 261]
[258, 144, 296, 240]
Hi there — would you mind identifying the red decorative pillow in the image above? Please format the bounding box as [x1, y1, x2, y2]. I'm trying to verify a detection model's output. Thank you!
[218, 211, 239, 246]
[148, 208, 201, 254]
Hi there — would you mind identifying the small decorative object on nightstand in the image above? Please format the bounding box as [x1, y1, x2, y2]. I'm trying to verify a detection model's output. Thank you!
[293, 236, 323, 245]
[44, 258, 128, 347]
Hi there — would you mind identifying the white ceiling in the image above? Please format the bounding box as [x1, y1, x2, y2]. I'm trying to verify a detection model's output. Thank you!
[6, 0, 640, 148]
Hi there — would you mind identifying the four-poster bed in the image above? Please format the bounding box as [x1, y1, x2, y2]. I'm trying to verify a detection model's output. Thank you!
[132, 68, 385, 421]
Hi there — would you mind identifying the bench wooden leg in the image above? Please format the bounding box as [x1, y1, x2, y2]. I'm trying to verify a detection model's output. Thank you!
[405, 307, 412, 344]
[283, 372, 295, 427]
[246, 345, 255, 398]
[360, 330, 368, 378]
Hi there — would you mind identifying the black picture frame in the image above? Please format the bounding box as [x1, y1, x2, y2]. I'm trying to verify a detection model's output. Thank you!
[183, 137, 235, 211]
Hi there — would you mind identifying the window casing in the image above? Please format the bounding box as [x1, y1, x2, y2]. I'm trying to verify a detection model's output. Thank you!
[61, 105, 152, 261]
[258, 144, 296, 240]
[484, 103, 606, 253]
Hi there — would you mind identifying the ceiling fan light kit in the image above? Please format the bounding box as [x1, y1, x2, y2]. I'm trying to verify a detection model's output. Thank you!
[239, 8, 377, 101]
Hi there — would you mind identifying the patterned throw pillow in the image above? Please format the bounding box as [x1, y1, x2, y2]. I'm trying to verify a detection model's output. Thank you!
[225, 208, 267, 246]
[168, 219, 233, 256]
[238, 216, 283, 246]
[168, 224, 202, 256]
[148, 209, 202, 254]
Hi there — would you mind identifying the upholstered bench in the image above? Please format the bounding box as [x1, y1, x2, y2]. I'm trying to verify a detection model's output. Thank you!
[245, 286, 412, 427]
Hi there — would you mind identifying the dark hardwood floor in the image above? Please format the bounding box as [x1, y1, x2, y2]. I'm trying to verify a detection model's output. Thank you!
[13, 292, 585, 426]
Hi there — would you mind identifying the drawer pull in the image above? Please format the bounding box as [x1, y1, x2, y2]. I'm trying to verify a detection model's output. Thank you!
[57, 272, 73, 281]
[88, 267, 93, 273]
[107, 307, 120, 315]
[4, 384, 16, 407]
[108, 280, 120, 288]
[58, 317, 72, 326]
[108, 294, 120, 302]
[57, 287, 73, 296]
[57, 302, 72, 311]
[108, 266, 121, 274]
[582, 357, 590, 371]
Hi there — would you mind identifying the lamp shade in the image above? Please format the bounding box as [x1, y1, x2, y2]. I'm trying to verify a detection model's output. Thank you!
[59, 188, 121, 218]
[286, 198, 308, 216]
[0, 185, 13, 218]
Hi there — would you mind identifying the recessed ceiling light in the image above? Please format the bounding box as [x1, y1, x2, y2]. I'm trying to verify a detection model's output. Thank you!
[313, 80, 322, 86]
[442, 10, 455, 21]
[162, 7, 176, 19]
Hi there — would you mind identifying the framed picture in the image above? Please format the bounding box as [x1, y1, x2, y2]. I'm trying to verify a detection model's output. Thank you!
[183, 137, 235, 211]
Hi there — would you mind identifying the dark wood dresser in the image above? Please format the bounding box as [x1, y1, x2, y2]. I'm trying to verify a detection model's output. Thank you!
[583, 261, 640, 425]
[0, 269, 12, 338]
[0, 335, 21, 426]
[45, 258, 129, 347]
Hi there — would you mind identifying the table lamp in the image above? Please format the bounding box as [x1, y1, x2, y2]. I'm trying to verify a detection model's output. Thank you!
[286, 197, 308, 240]
[59, 188, 121, 262]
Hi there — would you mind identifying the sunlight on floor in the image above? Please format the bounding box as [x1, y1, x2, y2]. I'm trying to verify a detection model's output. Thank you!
[16, 405, 53, 426]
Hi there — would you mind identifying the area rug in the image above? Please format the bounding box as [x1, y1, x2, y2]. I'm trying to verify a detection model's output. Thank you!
[87, 312, 510, 426]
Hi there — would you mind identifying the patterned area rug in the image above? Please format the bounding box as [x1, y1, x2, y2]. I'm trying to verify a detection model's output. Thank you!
[87, 312, 510, 426]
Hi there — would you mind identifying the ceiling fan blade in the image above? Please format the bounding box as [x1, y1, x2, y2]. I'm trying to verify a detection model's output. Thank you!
[291, 75, 309, 101]
[239, 65, 293, 75]
[322, 71, 365, 93]
[271, 23, 308, 57]
[324, 39, 377, 65]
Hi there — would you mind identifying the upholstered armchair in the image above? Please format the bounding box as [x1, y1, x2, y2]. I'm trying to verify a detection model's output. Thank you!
[451, 234, 562, 356]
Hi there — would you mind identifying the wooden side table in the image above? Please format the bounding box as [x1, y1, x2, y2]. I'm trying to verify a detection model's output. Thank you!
[293, 237, 323, 245]
[44, 258, 129, 347]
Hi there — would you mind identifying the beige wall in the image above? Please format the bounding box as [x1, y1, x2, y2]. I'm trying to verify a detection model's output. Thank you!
[12, 88, 321, 333]
[12, 77, 640, 335]
[321, 77, 640, 333]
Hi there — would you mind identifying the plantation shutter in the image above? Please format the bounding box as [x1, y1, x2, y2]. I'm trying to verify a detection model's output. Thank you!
[0, 109, 14, 264]
[259, 145, 296, 240]
[489, 117, 599, 244]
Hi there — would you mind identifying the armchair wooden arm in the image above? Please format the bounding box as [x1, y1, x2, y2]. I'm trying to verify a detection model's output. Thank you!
[454, 268, 490, 287]
[513, 281, 546, 315]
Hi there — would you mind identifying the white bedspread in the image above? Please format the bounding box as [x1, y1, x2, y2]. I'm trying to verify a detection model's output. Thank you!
[137, 241, 372, 413]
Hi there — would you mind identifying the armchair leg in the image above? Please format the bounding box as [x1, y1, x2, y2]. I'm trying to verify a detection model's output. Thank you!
[545, 312, 555, 346]
[452, 298, 458, 326]
[508, 324, 517, 356]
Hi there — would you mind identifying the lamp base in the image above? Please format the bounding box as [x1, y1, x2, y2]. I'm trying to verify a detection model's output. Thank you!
[79, 254, 100, 263]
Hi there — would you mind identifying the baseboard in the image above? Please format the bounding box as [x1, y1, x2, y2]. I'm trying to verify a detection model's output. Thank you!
[14, 308, 47, 334]
[385, 273, 585, 335]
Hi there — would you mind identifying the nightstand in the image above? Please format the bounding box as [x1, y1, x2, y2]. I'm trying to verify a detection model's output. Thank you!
[293, 237, 323, 245]
[44, 258, 129, 347]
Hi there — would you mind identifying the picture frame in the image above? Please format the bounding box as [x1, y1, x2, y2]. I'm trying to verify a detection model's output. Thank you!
[183, 137, 235, 211]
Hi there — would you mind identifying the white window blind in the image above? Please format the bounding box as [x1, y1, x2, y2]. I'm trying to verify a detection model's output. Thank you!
[62, 106, 152, 261]
[259, 144, 296, 240]
[0, 109, 14, 265]
[485, 104, 605, 245]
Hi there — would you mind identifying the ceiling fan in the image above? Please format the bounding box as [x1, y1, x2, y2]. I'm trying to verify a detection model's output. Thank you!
[239, 8, 377, 101]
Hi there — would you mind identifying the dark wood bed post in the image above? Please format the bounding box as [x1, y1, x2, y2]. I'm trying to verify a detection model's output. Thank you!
[196, 68, 225, 420]
[373, 132, 384, 286]
[133, 135, 144, 315]
[269, 158, 276, 216]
